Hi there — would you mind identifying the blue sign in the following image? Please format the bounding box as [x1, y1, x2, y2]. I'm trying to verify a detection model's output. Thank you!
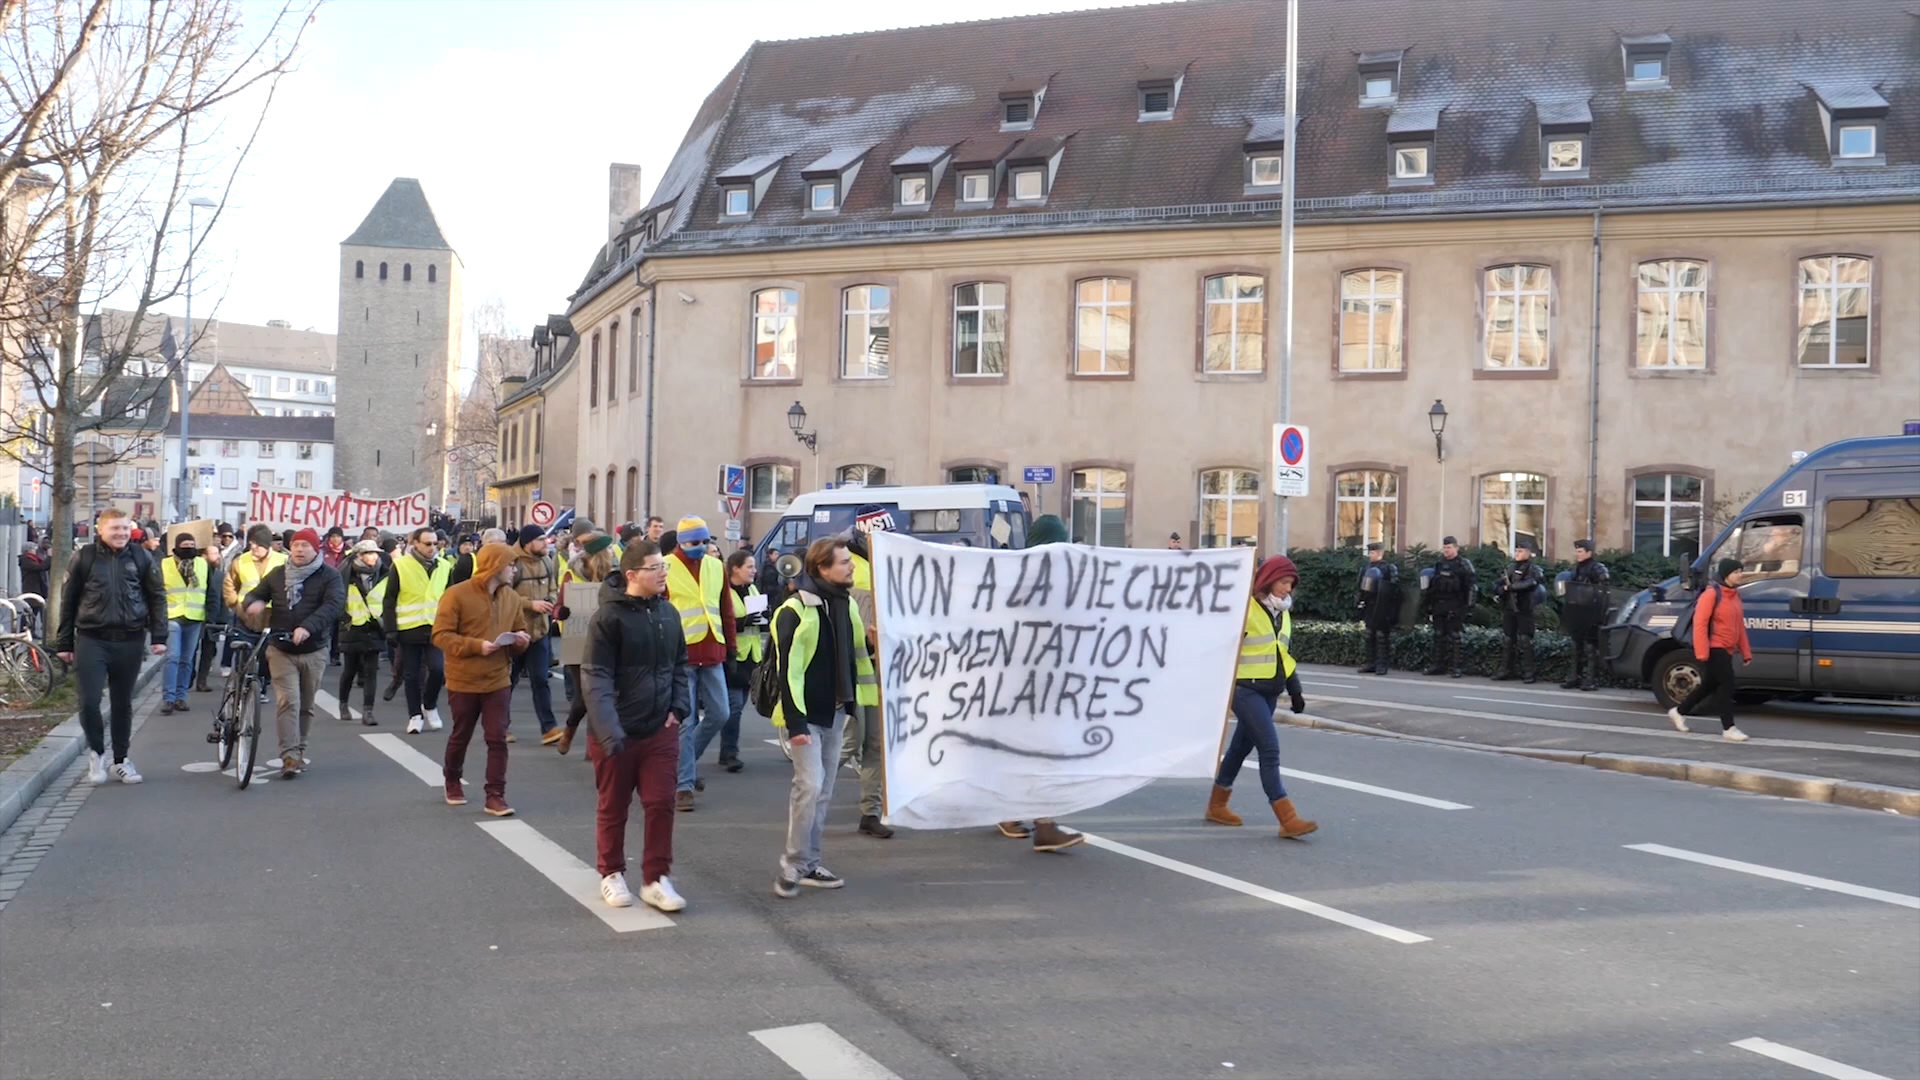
[1022, 466, 1055, 484]
[720, 464, 747, 499]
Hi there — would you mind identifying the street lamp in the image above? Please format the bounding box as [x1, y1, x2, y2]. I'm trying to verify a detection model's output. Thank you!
[1428, 399, 1449, 462]
[175, 195, 216, 520]
[787, 400, 821, 491]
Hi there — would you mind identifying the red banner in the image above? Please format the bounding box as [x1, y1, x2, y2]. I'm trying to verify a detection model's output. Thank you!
[247, 485, 430, 533]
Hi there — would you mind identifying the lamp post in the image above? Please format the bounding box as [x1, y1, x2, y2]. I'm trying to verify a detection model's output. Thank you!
[1272, 0, 1299, 552]
[1428, 399, 1449, 539]
[175, 195, 216, 520]
[786, 400, 820, 491]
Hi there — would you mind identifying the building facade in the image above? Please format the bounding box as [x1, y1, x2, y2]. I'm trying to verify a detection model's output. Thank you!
[563, 0, 1920, 558]
[171, 315, 337, 416]
[169, 415, 335, 526]
[495, 316, 580, 531]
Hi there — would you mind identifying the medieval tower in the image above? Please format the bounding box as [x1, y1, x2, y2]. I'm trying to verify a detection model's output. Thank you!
[335, 178, 462, 505]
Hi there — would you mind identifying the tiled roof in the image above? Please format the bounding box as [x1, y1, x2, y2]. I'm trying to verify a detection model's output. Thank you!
[96, 309, 336, 374]
[84, 377, 170, 434]
[342, 178, 453, 251]
[161, 413, 334, 441]
[572, 0, 1915, 279]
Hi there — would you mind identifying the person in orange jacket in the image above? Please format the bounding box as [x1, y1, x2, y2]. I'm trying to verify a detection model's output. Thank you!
[1666, 558, 1754, 742]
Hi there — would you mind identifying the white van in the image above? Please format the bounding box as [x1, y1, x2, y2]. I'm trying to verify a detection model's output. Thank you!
[750, 484, 1030, 563]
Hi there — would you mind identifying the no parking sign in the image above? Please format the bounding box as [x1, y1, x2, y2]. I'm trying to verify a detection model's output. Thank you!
[1273, 424, 1309, 497]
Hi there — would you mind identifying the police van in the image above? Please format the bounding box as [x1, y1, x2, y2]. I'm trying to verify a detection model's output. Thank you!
[750, 483, 1030, 568]
[1605, 432, 1920, 708]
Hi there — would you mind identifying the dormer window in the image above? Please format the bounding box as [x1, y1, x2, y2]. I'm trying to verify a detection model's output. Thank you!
[1250, 156, 1283, 186]
[1536, 99, 1591, 179]
[898, 175, 929, 206]
[1546, 139, 1583, 171]
[1810, 84, 1888, 166]
[999, 84, 1046, 131]
[1386, 105, 1439, 186]
[800, 146, 867, 217]
[889, 145, 950, 212]
[1004, 130, 1068, 202]
[1394, 146, 1429, 179]
[1837, 124, 1877, 158]
[1012, 168, 1044, 201]
[723, 188, 750, 217]
[1358, 50, 1404, 106]
[1621, 34, 1671, 88]
[714, 152, 783, 221]
[810, 182, 836, 211]
[960, 172, 992, 204]
[1137, 74, 1182, 121]
[1242, 115, 1288, 194]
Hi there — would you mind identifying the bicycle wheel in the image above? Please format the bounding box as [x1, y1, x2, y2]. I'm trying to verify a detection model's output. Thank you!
[214, 686, 237, 769]
[234, 683, 262, 790]
[0, 641, 48, 708]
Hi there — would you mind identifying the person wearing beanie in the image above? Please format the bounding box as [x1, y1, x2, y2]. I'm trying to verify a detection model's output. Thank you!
[242, 528, 345, 778]
[665, 516, 735, 810]
[1558, 539, 1611, 691]
[1026, 514, 1068, 547]
[222, 523, 287, 685]
[1206, 554, 1318, 839]
[337, 540, 389, 725]
[433, 543, 540, 816]
[994, 513, 1087, 852]
[322, 526, 348, 569]
[448, 528, 505, 588]
[508, 522, 564, 744]
[1666, 558, 1754, 741]
[158, 533, 207, 715]
[193, 526, 236, 694]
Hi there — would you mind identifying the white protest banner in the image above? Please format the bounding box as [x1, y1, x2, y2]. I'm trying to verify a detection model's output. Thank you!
[872, 531, 1253, 830]
[248, 485, 430, 533]
[557, 581, 603, 666]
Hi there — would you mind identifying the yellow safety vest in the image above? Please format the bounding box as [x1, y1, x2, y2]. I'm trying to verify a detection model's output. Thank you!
[770, 591, 877, 729]
[233, 550, 286, 595]
[346, 577, 387, 626]
[666, 551, 725, 644]
[852, 551, 872, 593]
[1236, 602, 1296, 681]
[734, 584, 765, 664]
[162, 558, 206, 622]
[392, 556, 453, 631]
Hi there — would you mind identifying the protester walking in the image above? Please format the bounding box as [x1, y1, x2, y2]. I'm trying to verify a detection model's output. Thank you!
[432, 542, 536, 816]
[508, 524, 563, 745]
[55, 508, 166, 785]
[337, 540, 388, 725]
[1667, 558, 1754, 741]
[158, 532, 207, 714]
[1206, 554, 1318, 839]
[555, 534, 618, 755]
[709, 548, 764, 774]
[382, 526, 452, 734]
[194, 525, 237, 693]
[18, 540, 49, 600]
[244, 529, 346, 779]
[666, 516, 735, 811]
[223, 525, 286, 681]
[581, 541, 689, 912]
[770, 538, 873, 897]
[994, 514, 1086, 852]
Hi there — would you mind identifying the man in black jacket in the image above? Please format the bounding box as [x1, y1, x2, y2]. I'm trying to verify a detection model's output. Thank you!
[244, 527, 345, 778]
[582, 541, 690, 913]
[55, 508, 167, 786]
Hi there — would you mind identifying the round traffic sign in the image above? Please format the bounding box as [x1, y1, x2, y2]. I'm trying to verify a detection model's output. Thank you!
[529, 501, 556, 528]
[1279, 427, 1306, 466]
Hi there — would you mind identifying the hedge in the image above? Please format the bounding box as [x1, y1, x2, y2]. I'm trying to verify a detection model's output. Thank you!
[1289, 619, 1641, 688]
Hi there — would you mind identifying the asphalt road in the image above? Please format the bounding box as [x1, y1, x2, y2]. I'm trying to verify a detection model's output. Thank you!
[2, 668, 1916, 1080]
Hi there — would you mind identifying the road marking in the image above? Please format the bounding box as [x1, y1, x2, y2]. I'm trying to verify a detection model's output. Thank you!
[360, 733, 462, 787]
[1081, 834, 1430, 943]
[476, 819, 674, 933]
[750, 1023, 899, 1080]
[1865, 730, 1920, 739]
[1307, 681, 1359, 689]
[1278, 768, 1472, 810]
[1455, 694, 1663, 719]
[1730, 1037, 1891, 1079]
[1626, 844, 1920, 910]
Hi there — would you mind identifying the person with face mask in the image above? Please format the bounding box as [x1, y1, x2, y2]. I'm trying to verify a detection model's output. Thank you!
[432, 543, 534, 816]
[337, 540, 389, 725]
[158, 533, 207, 715]
[244, 528, 346, 779]
[1206, 555, 1318, 839]
[666, 516, 736, 811]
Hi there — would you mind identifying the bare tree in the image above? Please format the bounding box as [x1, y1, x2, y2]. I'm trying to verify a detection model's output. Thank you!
[446, 297, 528, 524]
[0, 0, 315, 642]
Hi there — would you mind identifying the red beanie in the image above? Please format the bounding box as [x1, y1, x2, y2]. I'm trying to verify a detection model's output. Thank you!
[1253, 555, 1299, 594]
[292, 527, 322, 550]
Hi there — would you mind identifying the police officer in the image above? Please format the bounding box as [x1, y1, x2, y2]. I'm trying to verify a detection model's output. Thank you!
[1422, 536, 1475, 678]
[1493, 537, 1545, 682]
[1557, 538, 1611, 691]
[1354, 542, 1400, 675]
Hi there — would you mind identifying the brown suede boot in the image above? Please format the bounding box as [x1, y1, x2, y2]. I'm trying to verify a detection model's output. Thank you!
[1271, 798, 1318, 839]
[1205, 785, 1243, 826]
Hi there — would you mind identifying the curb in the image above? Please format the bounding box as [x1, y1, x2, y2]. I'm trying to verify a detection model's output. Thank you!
[0, 655, 166, 836]
[1280, 711, 1920, 816]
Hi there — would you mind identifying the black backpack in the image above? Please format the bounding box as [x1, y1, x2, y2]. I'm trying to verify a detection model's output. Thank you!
[749, 653, 782, 717]
[1670, 584, 1720, 648]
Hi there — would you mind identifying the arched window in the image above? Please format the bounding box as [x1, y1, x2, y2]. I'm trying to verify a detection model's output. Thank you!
[378, 262, 388, 281]
[427, 264, 437, 283]
[837, 464, 887, 488]
[1632, 472, 1705, 559]
[589, 333, 601, 407]
[947, 465, 998, 485]
[1338, 269, 1404, 371]
[749, 288, 799, 379]
[1796, 255, 1871, 367]
[840, 285, 892, 379]
[586, 472, 598, 521]
[630, 306, 644, 392]
[354, 260, 364, 279]
[749, 464, 795, 512]
[1202, 274, 1265, 372]
[608, 321, 620, 401]
[1635, 259, 1707, 368]
[1479, 472, 1547, 553]
[605, 470, 617, 526]
[1198, 468, 1260, 548]
[625, 468, 638, 521]
[1073, 278, 1133, 375]
[1070, 468, 1128, 546]
[1483, 264, 1551, 369]
[403, 263, 412, 282]
[1333, 469, 1399, 549]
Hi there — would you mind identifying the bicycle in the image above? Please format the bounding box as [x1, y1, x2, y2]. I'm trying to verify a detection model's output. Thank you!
[208, 629, 275, 789]
[0, 631, 54, 708]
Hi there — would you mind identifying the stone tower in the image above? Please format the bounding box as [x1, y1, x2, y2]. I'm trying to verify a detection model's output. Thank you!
[335, 178, 462, 505]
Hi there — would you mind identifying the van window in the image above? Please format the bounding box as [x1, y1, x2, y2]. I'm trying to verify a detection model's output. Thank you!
[1824, 497, 1920, 577]
[910, 509, 963, 533]
[1722, 514, 1804, 583]
[767, 517, 809, 553]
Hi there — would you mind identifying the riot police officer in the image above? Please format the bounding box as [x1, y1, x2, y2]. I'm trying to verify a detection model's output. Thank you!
[1354, 542, 1400, 675]
[1493, 537, 1545, 682]
[1557, 538, 1611, 690]
[1421, 536, 1476, 678]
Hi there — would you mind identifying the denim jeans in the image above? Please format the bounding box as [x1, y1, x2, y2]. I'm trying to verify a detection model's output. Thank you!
[697, 676, 745, 763]
[164, 620, 203, 704]
[509, 634, 558, 733]
[780, 718, 846, 881]
[1217, 685, 1288, 802]
[677, 661, 732, 792]
[401, 641, 444, 717]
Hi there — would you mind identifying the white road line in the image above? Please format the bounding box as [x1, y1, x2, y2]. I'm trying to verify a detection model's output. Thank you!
[1307, 681, 1359, 689]
[750, 1023, 900, 1080]
[360, 732, 460, 787]
[1731, 1037, 1892, 1079]
[1278, 768, 1472, 810]
[1454, 694, 1661, 718]
[476, 819, 674, 933]
[1081, 834, 1430, 943]
[315, 689, 342, 717]
[1626, 844, 1920, 910]
[1865, 730, 1920, 739]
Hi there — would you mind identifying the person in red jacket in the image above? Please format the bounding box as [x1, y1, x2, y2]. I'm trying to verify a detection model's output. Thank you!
[1667, 558, 1754, 742]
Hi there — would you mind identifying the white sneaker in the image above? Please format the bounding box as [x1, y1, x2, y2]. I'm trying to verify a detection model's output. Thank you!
[1722, 726, 1750, 742]
[599, 872, 635, 908]
[87, 751, 110, 785]
[110, 759, 143, 784]
[424, 708, 443, 731]
[1666, 707, 1690, 733]
[640, 876, 687, 912]
[219, 666, 231, 679]
[406, 714, 423, 735]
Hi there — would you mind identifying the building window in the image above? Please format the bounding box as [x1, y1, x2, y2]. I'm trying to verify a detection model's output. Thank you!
[1627, 51, 1666, 84]
[841, 285, 891, 379]
[258, 441, 276, 457]
[315, 379, 329, 395]
[1632, 472, 1705, 559]
[296, 442, 315, 460]
[378, 263, 388, 280]
[608, 321, 619, 401]
[252, 375, 270, 394]
[1393, 144, 1429, 179]
[1484, 264, 1551, 369]
[275, 377, 290, 392]
[1249, 155, 1282, 187]
[221, 468, 238, 489]
[1797, 255, 1871, 367]
[1479, 472, 1547, 553]
[1338, 269, 1405, 372]
[257, 469, 275, 486]
[749, 464, 794, 512]
[136, 468, 155, 491]
[219, 439, 241, 457]
[1139, 82, 1173, 118]
[534, 412, 541, 454]
[1635, 259, 1708, 369]
[1824, 499, 1920, 577]
[960, 172, 991, 204]
[295, 471, 314, 490]
[354, 261, 364, 279]
[295, 379, 309, 393]
[1002, 96, 1033, 127]
[630, 307, 644, 393]
[952, 282, 1007, 376]
[626, 468, 638, 521]
[428, 265, 437, 283]
[1074, 278, 1133, 375]
[810, 182, 836, 211]
[1835, 124, 1877, 159]
[500, 430, 509, 464]
[1070, 468, 1128, 547]
[1198, 468, 1259, 548]
[586, 472, 597, 520]
[1335, 470, 1400, 549]
[837, 464, 887, 488]
[897, 175, 929, 206]
[1203, 274, 1266, 373]
[723, 188, 751, 217]
[1546, 137, 1584, 172]
[589, 332, 601, 405]
[1010, 168, 1044, 201]
[750, 288, 799, 379]
[403, 264, 412, 282]
[947, 465, 998, 485]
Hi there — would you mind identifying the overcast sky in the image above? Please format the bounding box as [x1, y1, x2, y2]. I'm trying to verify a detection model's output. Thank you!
[179, 0, 1160, 354]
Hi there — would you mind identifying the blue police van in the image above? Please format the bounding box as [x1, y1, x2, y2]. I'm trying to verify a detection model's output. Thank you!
[1605, 431, 1920, 708]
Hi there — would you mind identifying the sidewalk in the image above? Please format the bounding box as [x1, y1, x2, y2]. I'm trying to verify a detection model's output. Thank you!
[0, 655, 165, 835]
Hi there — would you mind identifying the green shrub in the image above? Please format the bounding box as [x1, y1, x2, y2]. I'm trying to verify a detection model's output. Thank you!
[1289, 619, 1640, 688]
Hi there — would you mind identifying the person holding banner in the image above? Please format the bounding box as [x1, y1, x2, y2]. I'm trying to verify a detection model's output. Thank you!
[1205, 555, 1318, 839]
[994, 514, 1086, 853]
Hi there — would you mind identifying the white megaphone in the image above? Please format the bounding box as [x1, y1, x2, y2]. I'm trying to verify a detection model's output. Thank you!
[776, 553, 804, 581]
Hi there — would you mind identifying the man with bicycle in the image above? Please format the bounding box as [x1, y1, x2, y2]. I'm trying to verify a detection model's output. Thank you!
[243, 528, 345, 779]
[222, 526, 285, 688]
[54, 508, 167, 785]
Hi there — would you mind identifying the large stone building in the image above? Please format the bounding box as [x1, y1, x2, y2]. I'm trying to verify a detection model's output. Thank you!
[563, 0, 1919, 558]
[335, 178, 463, 504]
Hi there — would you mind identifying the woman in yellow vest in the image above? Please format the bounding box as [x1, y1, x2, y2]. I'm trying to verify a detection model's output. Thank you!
[1206, 555, 1318, 839]
[159, 533, 208, 715]
[714, 547, 765, 774]
[336, 540, 388, 726]
[554, 533, 618, 755]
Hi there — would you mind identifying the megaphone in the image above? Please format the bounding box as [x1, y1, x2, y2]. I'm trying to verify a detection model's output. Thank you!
[776, 553, 803, 581]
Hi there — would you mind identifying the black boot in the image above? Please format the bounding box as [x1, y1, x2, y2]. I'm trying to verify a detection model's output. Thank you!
[1448, 633, 1465, 678]
[1579, 642, 1600, 691]
[1355, 632, 1376, 675]
[1371, 631, 1390, 675]
[1560, 643, 1583, 689]
[1492, 637, 1518, 680]
[1423, 631, 1446, 676]
[1520, 636, 1537, 683]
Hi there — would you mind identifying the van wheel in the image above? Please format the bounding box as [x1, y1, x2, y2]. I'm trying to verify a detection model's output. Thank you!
[1651, 652, 1703, 710]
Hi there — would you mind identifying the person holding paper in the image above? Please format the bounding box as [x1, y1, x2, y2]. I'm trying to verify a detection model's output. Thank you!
[710, 549, 765, 774]
[1206, 555, 1318, 839]
[432, 542, 538, 817]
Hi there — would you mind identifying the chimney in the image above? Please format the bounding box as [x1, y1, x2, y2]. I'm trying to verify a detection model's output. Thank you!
[267, 319, 291, 329]
[609, 163, 644, 245]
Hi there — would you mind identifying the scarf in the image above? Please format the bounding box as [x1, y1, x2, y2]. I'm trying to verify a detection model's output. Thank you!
[809, 575, 857, 707]
[284, 553, 324, 606]
[174, 554, 199, 587]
